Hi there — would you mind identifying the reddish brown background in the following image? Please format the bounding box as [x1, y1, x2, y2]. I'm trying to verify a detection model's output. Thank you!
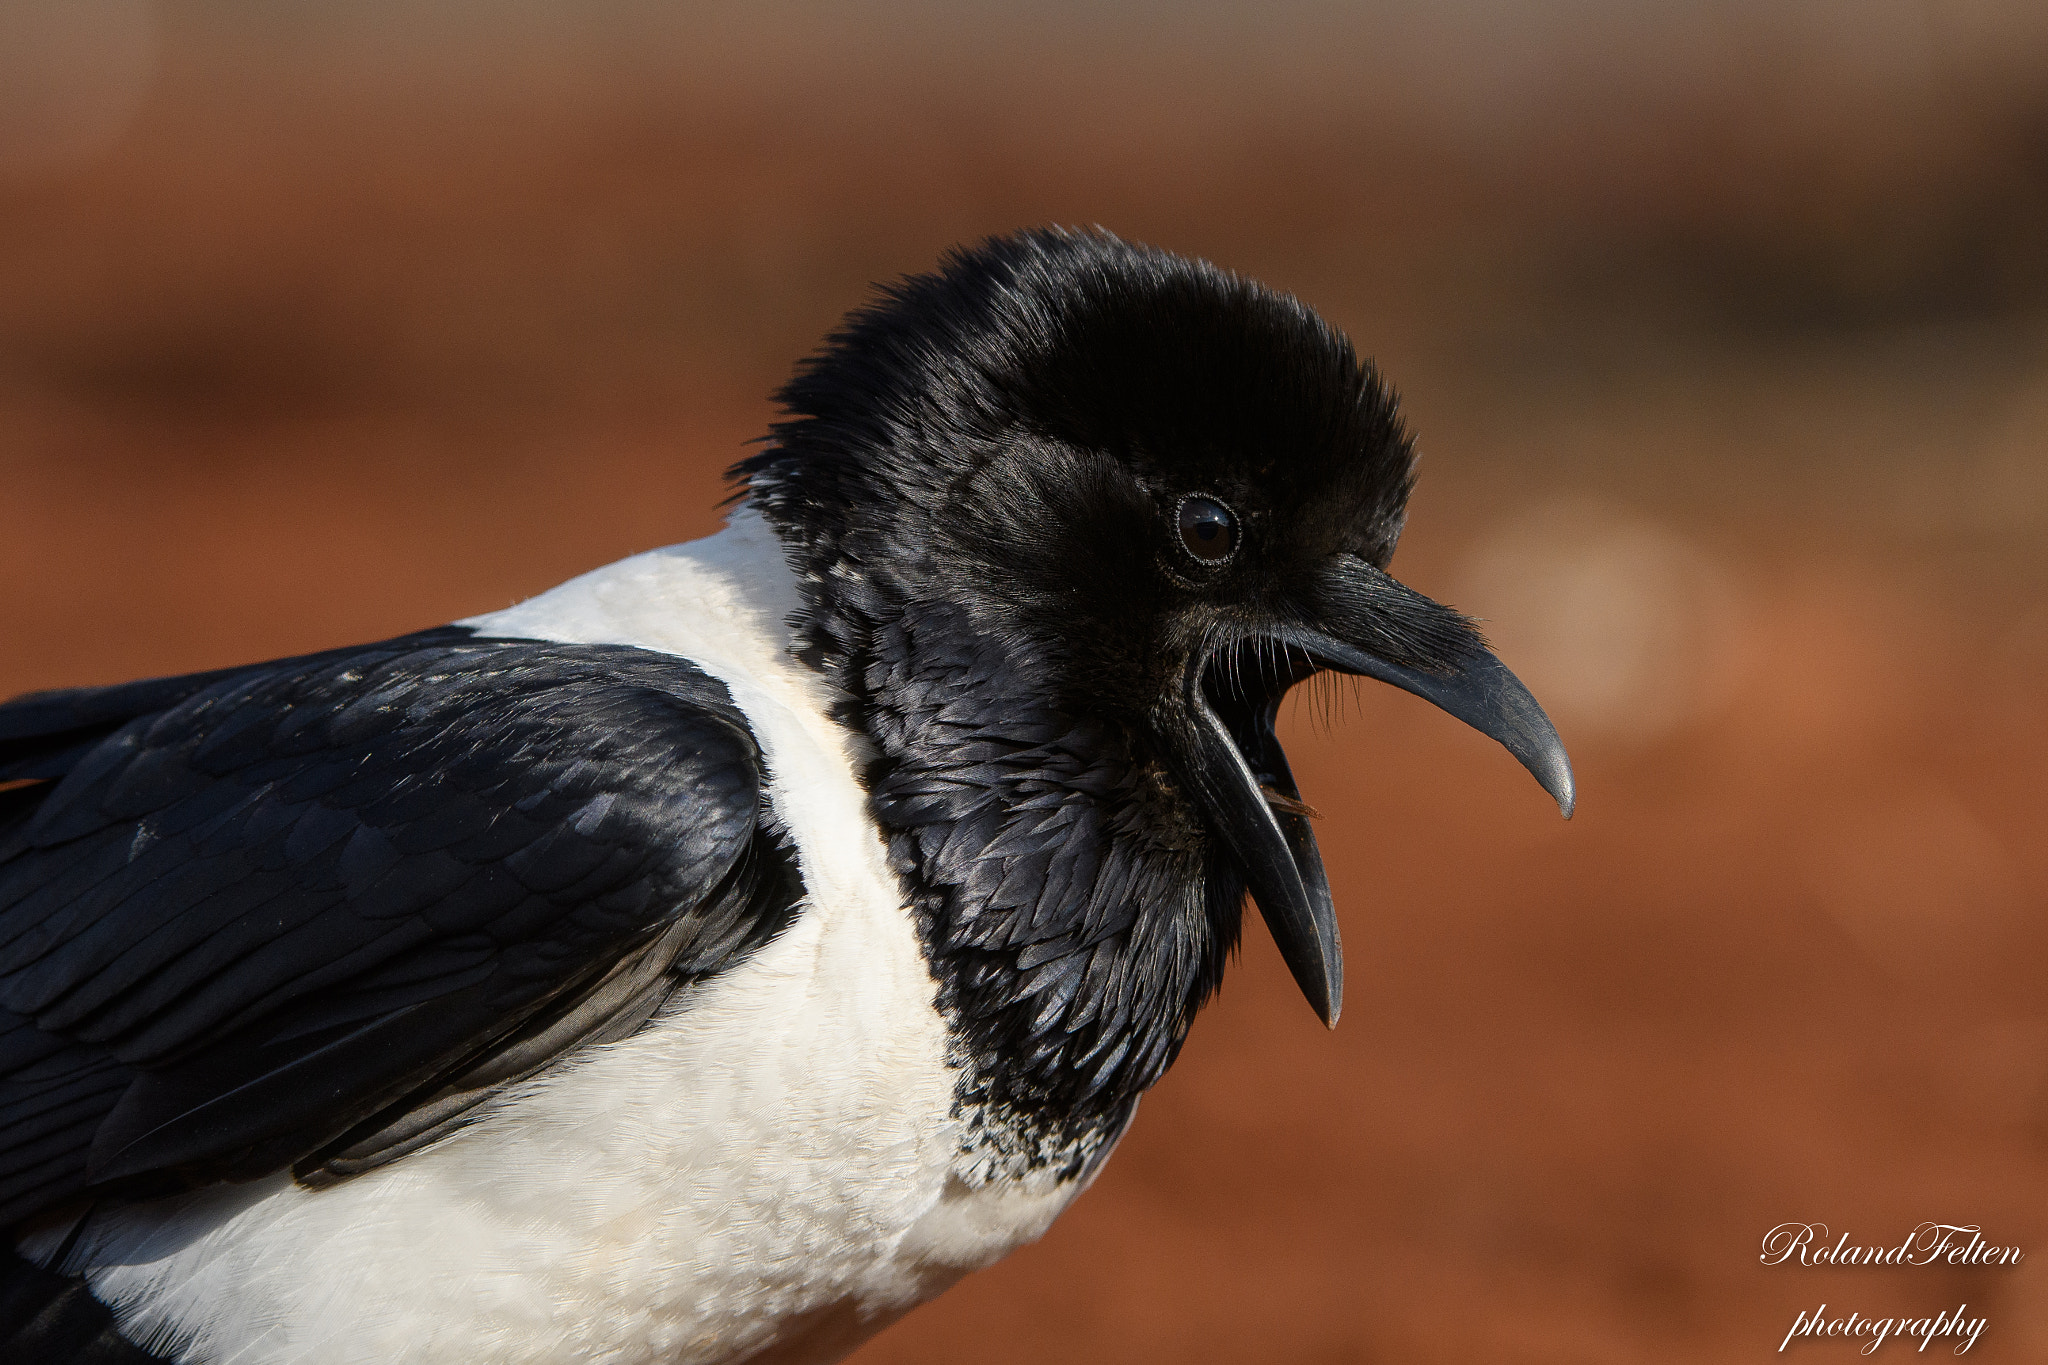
[4, 3, 2047, 1360]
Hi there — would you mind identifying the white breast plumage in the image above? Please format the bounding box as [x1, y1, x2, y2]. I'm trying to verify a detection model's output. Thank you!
[27, 511, 1103, 1365]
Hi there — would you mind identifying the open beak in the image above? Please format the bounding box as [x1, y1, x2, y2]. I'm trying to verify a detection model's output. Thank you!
[1153, 555, 1573, 1027]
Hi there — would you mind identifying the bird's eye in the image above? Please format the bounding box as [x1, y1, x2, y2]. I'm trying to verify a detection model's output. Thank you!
[1177, 496, 1238, 563]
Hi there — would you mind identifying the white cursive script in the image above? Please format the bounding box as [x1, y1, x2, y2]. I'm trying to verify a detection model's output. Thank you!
[1760, 1224, 2023, 1269]
[1778, 1303, 1987, 1355]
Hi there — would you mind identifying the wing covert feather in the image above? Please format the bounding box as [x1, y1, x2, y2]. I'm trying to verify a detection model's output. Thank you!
[0, 634, 794, 1224]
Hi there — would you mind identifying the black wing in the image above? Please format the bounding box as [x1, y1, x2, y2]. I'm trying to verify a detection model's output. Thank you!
[0, 632, 796, 1229]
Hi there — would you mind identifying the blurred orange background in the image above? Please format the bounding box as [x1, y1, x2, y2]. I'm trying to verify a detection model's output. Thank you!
[4, 3, 2047, 1360]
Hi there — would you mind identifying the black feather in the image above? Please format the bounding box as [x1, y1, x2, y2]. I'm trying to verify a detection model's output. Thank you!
[0, 632, 796, 1228]
[0, 1241, 167, 1365]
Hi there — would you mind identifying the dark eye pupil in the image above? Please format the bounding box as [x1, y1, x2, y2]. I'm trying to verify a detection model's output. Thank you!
[1178, 497, 1237, 562]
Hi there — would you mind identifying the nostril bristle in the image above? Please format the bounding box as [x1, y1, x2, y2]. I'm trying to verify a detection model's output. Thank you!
[1259, 787, 1322, 819]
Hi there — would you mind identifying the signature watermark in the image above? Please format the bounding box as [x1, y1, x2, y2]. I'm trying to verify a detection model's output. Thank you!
[1761, 1224, 2021, 1355]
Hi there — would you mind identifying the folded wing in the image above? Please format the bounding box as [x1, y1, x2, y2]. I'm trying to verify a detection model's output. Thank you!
[0, 633, 795, 1227]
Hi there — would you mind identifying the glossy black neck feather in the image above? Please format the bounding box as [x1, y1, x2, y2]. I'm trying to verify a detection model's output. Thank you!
[820, 561, 1244, 1171]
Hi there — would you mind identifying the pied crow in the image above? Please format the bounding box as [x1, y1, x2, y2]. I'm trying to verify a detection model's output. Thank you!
[0, 227, 1572, 1365]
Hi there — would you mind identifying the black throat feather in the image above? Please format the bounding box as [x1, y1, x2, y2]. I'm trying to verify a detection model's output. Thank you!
[797, 561, 1243, 1177]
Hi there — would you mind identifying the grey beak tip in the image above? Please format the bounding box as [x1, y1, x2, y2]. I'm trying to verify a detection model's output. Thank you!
[1314, 960, 1342, 1028]
[1285, 942, 1342, 1029]
[1546, 755, 1576, 820]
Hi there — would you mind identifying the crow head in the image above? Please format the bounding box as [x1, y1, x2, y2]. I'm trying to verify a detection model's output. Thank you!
[738, 227, 1570, 1042]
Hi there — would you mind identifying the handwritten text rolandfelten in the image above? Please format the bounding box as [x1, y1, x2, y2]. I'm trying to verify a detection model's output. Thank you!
[1761, 1224, 2023, 1268]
